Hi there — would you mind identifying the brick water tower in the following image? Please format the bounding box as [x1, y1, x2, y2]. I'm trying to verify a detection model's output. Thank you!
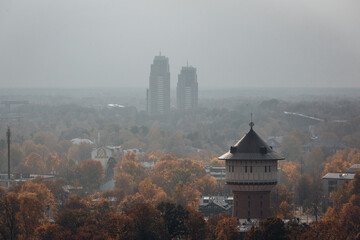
[219, 122, 284, 219]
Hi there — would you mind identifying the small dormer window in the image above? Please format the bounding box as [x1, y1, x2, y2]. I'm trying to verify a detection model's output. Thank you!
[260, 146, 267, 154]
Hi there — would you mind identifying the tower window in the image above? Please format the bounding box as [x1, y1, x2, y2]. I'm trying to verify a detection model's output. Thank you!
[245, 166, 247, 173]
[232, 166, 234, 172]
[248, 211, 250, 218]
[228, 166, 231, 172]
[250, 166, 253, 173]
[269, 166, 271, 172]
[260, 201, 263, 208]
[265, 166, 267, 172]
[248, 201, 250, 208]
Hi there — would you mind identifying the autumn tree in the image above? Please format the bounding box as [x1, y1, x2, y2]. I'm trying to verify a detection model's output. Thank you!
[280, 161, 301, 191]
[184, 207, 208, 240]
[270, 184, 293, 216]
[0, 192, 20, 240]
[172, 182, 200, 209]
[35, 223, 72, 240]
[67, 143, 92, 164]
[214, 217, 240, 240]
[157, 202, 189, 239]
[118, 193, 149, 212]
[304, 179, 323, 221]
[304, 147, 325, 176]
[125, 202, 166, 240]
[322, 157, 348, 175]
[245, 217, 288, 240]
[138, 178, 167, 205]
[79, 159, 104, 193]
[339, 202, 360, 239]
[22, 140, 50, 160]
[32, 177, 68, 204]
[193, 175, 217, 196]
[17, 192, 44, 239]
[33, 131, 59, 153]
[299, 220, 346, 240]
[207, 213, 231, 239]
[23, 152, 44, 173]
[115, 152, 145, 195]
[277, 201, 294, 219]
[19, 181, 55, 211]
[55, 195, 89, 234]
[97, 212, 136, 240]
[44, 153, 60, 173]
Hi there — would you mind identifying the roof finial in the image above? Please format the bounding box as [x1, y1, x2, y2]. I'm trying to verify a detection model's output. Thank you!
[249, 113, 254, 129]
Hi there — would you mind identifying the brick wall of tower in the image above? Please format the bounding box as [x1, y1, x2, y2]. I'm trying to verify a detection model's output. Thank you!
[232, 191, 270, 219]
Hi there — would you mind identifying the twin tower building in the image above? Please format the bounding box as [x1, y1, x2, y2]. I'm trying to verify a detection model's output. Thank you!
[147, 54, 198, 115]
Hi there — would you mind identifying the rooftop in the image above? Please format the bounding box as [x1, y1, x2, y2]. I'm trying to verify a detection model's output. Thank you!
[322, 173, 355, 180]
[219, 122, 285, 161]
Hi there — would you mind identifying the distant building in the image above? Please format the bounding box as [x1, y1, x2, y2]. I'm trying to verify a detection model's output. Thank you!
[322, 164, 360, 209]
[219, 122, 285, 220]
[199, 196, 233, 217]
[91, 146, 121, 168]
[123, 148, 143, 156]
[176, 64, 198, 111]
[322, 172, 354, 209]
[71, 138, 94, 145]
[147, 54, 170, 115]
[205, 166, 226, 181]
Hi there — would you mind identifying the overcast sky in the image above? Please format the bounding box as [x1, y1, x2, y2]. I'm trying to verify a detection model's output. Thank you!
[0, 0, 359, 88]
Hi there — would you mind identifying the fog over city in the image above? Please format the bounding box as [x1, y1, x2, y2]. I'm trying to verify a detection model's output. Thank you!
[1, 0, 359, 88]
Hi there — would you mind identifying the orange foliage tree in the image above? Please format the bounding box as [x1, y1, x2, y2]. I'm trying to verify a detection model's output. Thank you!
[79, 159, 104, 193]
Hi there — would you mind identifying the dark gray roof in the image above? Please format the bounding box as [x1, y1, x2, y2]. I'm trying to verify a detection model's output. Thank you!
[219, 125, 285, 161]
[322, 173, 355, 180]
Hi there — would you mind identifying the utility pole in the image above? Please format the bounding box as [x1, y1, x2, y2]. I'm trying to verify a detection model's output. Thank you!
[7, 126, 10, 179]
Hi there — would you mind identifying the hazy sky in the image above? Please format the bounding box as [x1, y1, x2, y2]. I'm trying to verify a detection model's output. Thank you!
[0, 0, 359, 88]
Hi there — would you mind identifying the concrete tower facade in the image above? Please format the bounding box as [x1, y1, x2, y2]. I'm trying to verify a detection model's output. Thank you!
[176, 65, 198, 111]
[219, 122, 284, 219]
[148, 54, 170, 115]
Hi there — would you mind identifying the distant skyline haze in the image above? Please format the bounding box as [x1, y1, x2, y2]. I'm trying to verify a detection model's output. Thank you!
[0, 0, 359, 88]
